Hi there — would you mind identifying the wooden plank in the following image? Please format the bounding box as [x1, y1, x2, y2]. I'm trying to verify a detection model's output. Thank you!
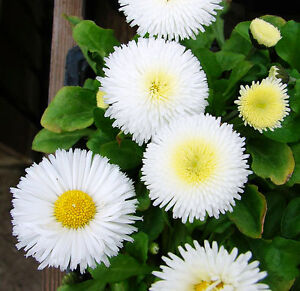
[48, 0, 84, 102]
[43, 1, 83, 290]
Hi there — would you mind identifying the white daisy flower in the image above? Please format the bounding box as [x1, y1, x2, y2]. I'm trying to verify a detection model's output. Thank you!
[11, 149, 139, 273]
[118, 0, 223, 41]
[150, 240, 270, 291]
[142, 114, 251, 223]
[99, 38, 208, 145]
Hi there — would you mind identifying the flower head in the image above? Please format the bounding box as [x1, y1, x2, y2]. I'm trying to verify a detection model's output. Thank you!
[118, 0, 223, 41]
[150, 240, 270, 291]
[99, 38, 208, 145]
[142, 114, 251, 223]
[11, 149, 139, 273]
[249, 18, 281, 48]
[235, 77, 290, 132]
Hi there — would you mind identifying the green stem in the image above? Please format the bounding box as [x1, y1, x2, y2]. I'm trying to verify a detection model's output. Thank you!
[222, 109, 239, 123]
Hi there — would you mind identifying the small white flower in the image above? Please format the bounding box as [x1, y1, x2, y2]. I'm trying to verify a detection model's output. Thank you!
[118, 0, 223, 41]
[151, 240, 270, 291]
[99, 38, 208, 145]
[11, 149, 139, 273]
[235, 77, 290, 133]
[142, 114, 251, 223]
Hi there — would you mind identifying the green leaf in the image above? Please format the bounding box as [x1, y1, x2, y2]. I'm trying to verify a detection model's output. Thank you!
[276, 20, 300, 71]
[72, 20, 119, 74]
[263, 112, 300, 144]
[90, 254, 153, 283]
[202, 214, 232, 239]
[58, 279, 105, 291]
[32, 128, 92, 154]
[248, 237, 300, 291]
[135, 181, 151, 212]
[215, 51, 245, 72]
[41, 86, 96, 133]
[136, 206, 165, 241]
[94, 108, 119, 140]
[222, 21, 252, 55]
[64, 14, 82, 27]
[247, 138, 295, 185]
[163, 220, 193, 254]
[281, 198, 300, 239]
[73, 20, 119, 58]
[192, 48, 222, 83]
[83, 78, 100, 92]
[287, 143, 300, 186]
[86, 130, 111, 154]
[263, 192, 287, 239]
[181, 26, 217, 51]
[125, 232, 149, 264]
[228, 185, 267, 238]
[290, 79, 300, 114]
[110, 281, 129, 291]
[223, 59, 253, 97]
[261, 15, 286, 28]
[98, 140, 143, 170]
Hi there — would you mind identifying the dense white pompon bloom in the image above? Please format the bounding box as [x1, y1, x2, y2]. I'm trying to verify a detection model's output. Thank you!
[142, 114, 251, 223]
[118, 0, 223, 41]
[150, 240, 270, 291]
[235, 77, 290, 133]
[98, 38, 208, 145]
[11, 149, 139, 273]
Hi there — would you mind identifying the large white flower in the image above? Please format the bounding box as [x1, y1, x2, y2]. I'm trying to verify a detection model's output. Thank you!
[142, 114, 251, 223]
[118, 0, 223, 41]
[151, 240, 270, 291]
[98, 38, 208, 145]
[11, 149, 138, 273]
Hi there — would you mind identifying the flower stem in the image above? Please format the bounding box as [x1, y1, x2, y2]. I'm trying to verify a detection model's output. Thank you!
[222, 109, 239, 123]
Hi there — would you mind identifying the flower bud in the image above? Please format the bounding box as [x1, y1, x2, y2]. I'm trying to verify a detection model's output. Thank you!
[249, 18, 281, 49]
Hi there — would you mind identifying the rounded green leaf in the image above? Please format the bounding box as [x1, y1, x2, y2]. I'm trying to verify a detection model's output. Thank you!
[287, 142, 300, 186]
[125, 232, 149, 264]
[41, 86, 96, 133]
[263, 112, 300, 144]
[281, 198, 300, 239]
[73, 20, 119, 58]
[228, 184, 267, 238]
[276, 21, 300, 71]
[263, 192, 287, 239]
[98, 140, 143, 170]
[32, 128, 92, 154]
[247, 138, 295, 185]
[223, 21, 252, 55]
[261, 15, 286, 28]
[136, 207, 165, 241]
[289, 79, 300, 114]
[90, 254, 153, 283]
[248, 237, 300, 291]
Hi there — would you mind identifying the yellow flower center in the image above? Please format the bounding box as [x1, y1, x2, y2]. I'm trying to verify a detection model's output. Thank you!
[144, 70, 176, 104]
[250, 18, 281, 47]
[194, 280, 224, 291]
[96, 90, 108, 109]
[171, 139, 218, 185]
[238, 81, 287, 130]
[54, 190, 96, 229]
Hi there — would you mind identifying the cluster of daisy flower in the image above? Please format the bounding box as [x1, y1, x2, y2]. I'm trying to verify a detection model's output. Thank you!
[11, 0, 291, 290]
